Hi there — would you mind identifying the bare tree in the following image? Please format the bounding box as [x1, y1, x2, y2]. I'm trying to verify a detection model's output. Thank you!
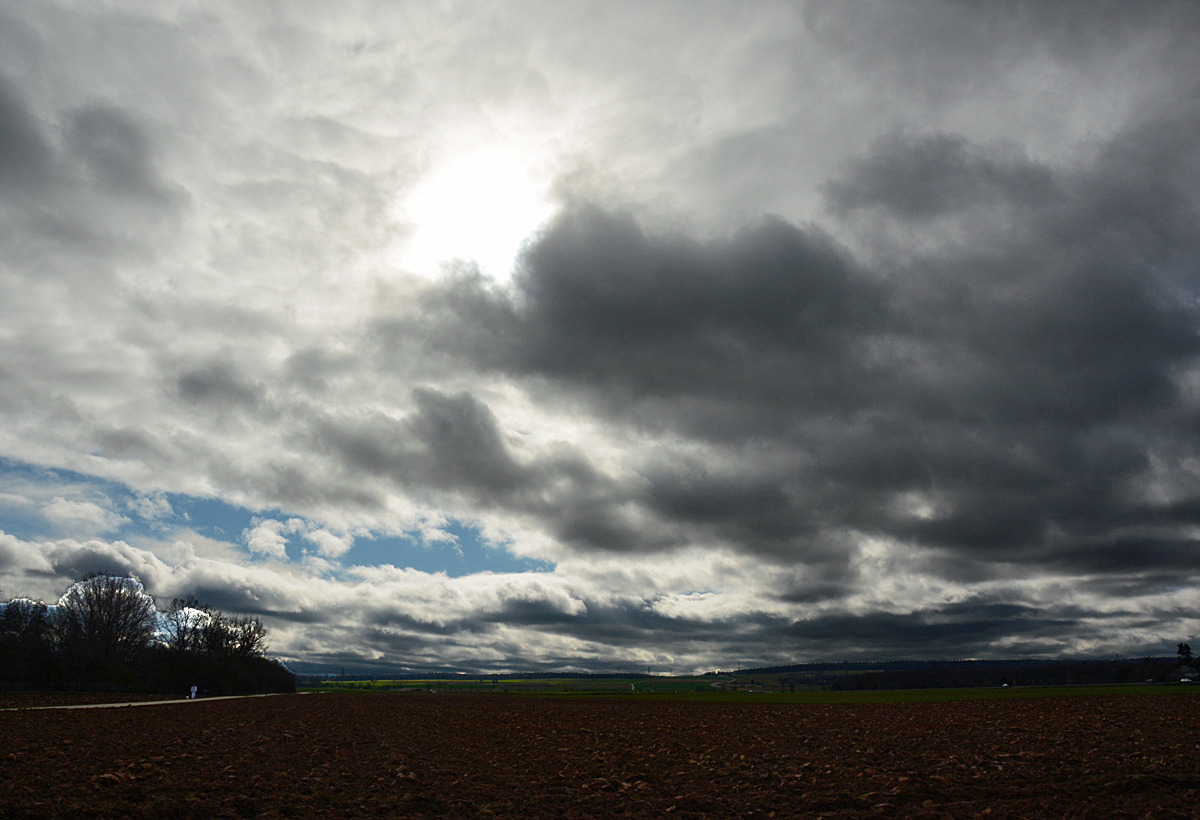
[54, 574, 158, 671]
[0, 596, 53, 684]
[199, 610, 233, 656]
[230, 614, 269, 658]
[162, 596, 212, 654]
[199, 610, 270, 658]
[2, 581, 290, 694]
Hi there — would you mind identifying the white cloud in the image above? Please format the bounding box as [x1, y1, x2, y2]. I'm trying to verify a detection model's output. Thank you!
[0, 530, 55, 586]
[42, 497, 128, 534]
[241, 517, 356, 561]
[0, 0, 1198, 670]
[241, 519, 289, 560]
[303, 528, 354, 558]
[127, 493, 173, 521]
[1, 524, 1195, 673]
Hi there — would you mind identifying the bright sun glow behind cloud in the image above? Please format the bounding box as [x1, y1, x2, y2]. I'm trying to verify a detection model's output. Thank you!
[394, 147, 555, 281]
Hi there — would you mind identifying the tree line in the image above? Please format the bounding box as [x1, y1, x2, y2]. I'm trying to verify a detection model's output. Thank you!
[0, 574, 294, 695]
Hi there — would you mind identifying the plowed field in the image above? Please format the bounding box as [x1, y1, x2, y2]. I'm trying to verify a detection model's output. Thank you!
[2, 692, 1197, 819]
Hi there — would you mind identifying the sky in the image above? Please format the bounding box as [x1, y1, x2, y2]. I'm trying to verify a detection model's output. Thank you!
[1, 0, 1198, 674]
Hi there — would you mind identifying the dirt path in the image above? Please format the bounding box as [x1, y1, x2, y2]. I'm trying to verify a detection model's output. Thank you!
[3, 692, 297, 710]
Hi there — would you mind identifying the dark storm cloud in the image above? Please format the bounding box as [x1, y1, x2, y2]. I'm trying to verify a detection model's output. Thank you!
[514, 210, 889, 419]
[407, 388, 527, 493]
[488, 599, 754, 646]
[92, 426, 168, 463]
[0, 72, 180, 218]
[356, 595, 798, 671]
[808, 0, 1200, 99]
[779, 601, 1079, 660]
[0, 73, 52, 194]
[375, 103, 1200, 583]
[363, 608, 491, 636]
[314, 389, 664, 552]
[824, 132, 1058, 220]
[182, 583, 291, 621]
[66, 105, 171, 204]
[315, 392, 525, 495]
[401, 208, 894, 435]
[1049, 536, 1200, 575]
[341, 593, 1096, 671]
[177, 363, 265, 409]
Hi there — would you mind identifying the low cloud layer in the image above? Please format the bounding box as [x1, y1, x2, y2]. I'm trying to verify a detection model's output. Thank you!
[0, 0, 1198, 671]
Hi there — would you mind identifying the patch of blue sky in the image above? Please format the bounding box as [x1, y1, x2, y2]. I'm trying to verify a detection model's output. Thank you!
[167, 495, 256, 543]
[0, 457, 135, 539]
[0, 489, 52, 540]
[345, 521, 553, 576]
[0, 457, 553, 577]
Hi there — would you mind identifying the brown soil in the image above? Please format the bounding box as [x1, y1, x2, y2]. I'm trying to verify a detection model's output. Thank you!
[0, 692, 182, 710]
[1, 692, 1197, 819]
